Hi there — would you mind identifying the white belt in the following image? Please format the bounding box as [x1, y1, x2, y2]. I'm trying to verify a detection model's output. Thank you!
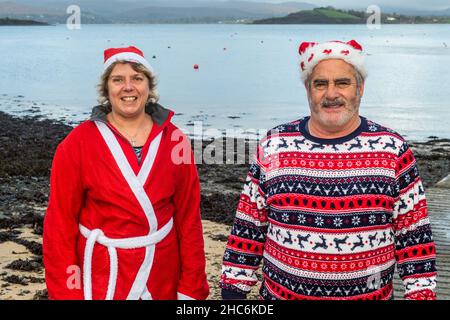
[80, 218, 173, 300]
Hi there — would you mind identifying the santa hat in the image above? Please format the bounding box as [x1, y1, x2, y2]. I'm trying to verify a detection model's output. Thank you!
[103, 46, 153, 73]
[298, 40, 367, 81]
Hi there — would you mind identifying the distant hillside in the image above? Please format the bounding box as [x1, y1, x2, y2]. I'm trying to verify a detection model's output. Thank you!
[253, 7, 450, 24]
[3, 1, 449, 24]
[0, 17, 49, 25]
[0, 1, 111, 24]
[92, 0, 318, 23]
[0, 0, 317, 23]
[253, 7, 363, 24]
[0, 1, 59, 14]
[114, 6, 263, 23]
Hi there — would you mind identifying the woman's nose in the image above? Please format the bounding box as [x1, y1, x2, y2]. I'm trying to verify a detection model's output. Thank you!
[123, 79, 134, 91]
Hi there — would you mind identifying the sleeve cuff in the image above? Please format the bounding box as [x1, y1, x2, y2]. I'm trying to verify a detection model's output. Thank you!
[221, 289, 247, 300]
[405, 289, 437, 300]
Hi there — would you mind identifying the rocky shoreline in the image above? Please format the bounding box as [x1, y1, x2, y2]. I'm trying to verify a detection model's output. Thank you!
[1, 110, 450, 299]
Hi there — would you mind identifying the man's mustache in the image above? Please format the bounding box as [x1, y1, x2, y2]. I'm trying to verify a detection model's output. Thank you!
[321, 98, 346, 107]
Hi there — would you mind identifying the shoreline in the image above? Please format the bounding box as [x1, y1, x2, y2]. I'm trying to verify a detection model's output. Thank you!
[0, 110, 449, 299]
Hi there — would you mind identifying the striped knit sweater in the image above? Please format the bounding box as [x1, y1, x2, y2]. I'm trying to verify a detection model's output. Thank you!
[220, 116, 437, 300]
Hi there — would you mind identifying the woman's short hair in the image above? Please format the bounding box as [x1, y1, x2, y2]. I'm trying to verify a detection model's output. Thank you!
[97, 61, 159, 110]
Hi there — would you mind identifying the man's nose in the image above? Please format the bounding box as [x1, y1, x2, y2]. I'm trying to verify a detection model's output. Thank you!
[325, 83, 339, 100]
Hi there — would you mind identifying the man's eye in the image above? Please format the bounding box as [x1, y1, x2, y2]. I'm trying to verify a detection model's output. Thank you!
[314, 82, 327, 89]
[336, 81, 351, 88]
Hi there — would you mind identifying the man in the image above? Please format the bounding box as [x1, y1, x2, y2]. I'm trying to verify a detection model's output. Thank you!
[219, 40, 437, 300]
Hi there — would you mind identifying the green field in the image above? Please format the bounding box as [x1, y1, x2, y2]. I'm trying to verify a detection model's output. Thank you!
[315, 8, 361, 20]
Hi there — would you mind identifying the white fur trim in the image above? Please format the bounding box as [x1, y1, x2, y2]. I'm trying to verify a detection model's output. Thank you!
[104, 52, 153, 73]
[300, 42, 366, 81]
[177, 292, 196, 300]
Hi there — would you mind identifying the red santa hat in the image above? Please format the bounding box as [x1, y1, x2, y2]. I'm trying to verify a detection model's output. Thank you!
[103, 46, 153, 73]
[298, 40, 367, 81]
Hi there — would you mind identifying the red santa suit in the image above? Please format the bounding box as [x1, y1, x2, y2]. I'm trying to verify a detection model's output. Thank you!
[43, 103, 209, 300]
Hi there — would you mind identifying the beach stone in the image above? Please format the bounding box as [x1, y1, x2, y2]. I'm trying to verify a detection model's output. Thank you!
[33, 289, 48, 300]
[2, 275, 28, 286]
[5, 259, 42, 272]
[436, 174, 450, 188]
[209, 234, 228, 242]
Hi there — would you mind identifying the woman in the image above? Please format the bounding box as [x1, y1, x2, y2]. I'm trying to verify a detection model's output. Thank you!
[43, 46, 209, 300]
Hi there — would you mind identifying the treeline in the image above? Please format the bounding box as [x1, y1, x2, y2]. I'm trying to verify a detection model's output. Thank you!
[253, 7, 450, 24]
[0, 17, 49, 26]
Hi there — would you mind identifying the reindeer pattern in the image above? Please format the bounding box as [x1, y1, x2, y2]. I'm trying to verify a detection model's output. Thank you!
[268, 227, 394, 253]
[260, 135, 402, 158]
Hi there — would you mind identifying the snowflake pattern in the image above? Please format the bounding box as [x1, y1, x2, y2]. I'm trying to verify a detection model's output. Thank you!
[282, 213, 289, 223]
[238, 256, 246, 264]
[352, 216, 361, 226]
[404, 175, 411, 184]
[424, 262, 432, 271]
[315, 217, 324, 227]
[407, 264, 415, 274]
[297, 214, 306, 224]
[382, 215, 387, 224]
[333, 217, 343, 227]
[369, 215, 376, 224]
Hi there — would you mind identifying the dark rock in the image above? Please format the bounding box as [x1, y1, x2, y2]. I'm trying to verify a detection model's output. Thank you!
[5, 259, 42, 272]
[201, 192, 239, 226]
[13, 239, 42, 256]
[33, 289, 48, 300]
[25, 276, 45, 284]
[0, 111, 72, 177]
[0, 231, 18, 243]
[209, 234, 229, 242]
[2, 275, 28, 286]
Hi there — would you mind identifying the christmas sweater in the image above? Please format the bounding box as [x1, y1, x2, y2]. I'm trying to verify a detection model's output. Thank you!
[220, 116, 437, 300]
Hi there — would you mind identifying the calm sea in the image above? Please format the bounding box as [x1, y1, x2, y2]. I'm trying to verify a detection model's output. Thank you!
[0, 24, 449, 140]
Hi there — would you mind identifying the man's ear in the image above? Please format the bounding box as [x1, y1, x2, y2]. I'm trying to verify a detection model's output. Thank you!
[358, 80, 365, 97]
[304, 80, 311, 100]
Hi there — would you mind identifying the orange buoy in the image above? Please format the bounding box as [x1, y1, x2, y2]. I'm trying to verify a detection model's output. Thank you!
[194, 64, 199, 70]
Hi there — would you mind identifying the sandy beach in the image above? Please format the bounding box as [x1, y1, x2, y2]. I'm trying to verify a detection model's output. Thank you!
[0, 110, 449, 300]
